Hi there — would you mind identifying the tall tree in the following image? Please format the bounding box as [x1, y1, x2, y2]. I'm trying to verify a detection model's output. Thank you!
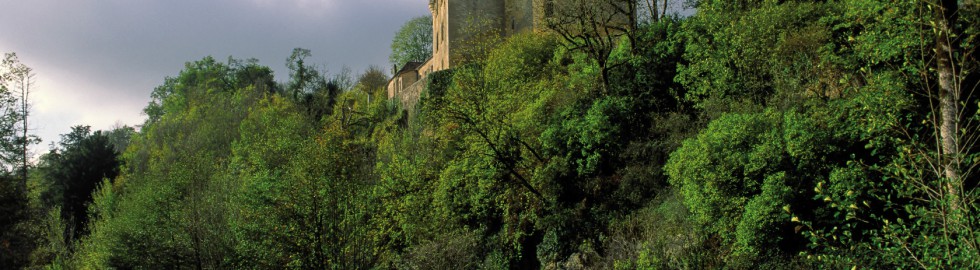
[1, 53, 38, 193]
[285, 48, 342, 121]
[38, 126, 121, 240]
[0, 52, 35, 269]
[332, 65, 354, 91]
[933, 0, 966, 212]
[104, 124, 136, 153]
[389, 16, 433, 71]
[286, 48, 319, 97]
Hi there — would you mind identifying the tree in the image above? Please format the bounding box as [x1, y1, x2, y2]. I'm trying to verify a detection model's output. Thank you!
[286, 48, 321, 97]
[357, 66, 388, 95]
[931, 0, 970, 215]
[545, 0, 637, 90]
[389, 16, 433, 71]
[352, 66, 388, 104]
[104, 124, 136, 153]
[74, 57, 274, 269]
[0, 52, 36, 269]
[638, 0, 671, 22]
[675, 1, 835, 114]
[229, 96, 380, 268]
[332, 65, 355, 92]
[37, 126, 121, 240]
[0, 52, 38, 194]
[0, 175, 30, 268]
[285, 48, 342, 121]
[870, 0, 980, 265]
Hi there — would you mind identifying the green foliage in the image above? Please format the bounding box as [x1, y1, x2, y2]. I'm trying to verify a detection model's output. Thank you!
[423, 26, 690, 267]
[36, 126, 121, 240]
[398, 230, 482, 269]
[75, 57, 272, 269]
[604, 192, 720, 269]
[664, 94, 909, 266]
[143, 56, 274, 125]
[389, 16, 433, 70]
[30, 207, 72, 269]
[0, 174, 31, 268]
[33, 1, 978, 268]
[676, 1, 835, 113]
[354, 65, 389, 97]
[285, 48, 342, 121]
[545, 96, 628, 177]
[229, 96, 379, 268]
[0, 51, 39, 269]
[666, 111, 785, 243]
[372, 127, 443, 263]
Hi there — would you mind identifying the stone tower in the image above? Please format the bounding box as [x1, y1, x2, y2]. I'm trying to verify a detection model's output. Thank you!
[388, 0, 558, 105]
[386, 0, 633, 108]
[423, 0, 550, 78]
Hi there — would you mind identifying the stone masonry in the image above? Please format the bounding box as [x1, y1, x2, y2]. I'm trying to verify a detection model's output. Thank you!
[387, 0, 555, 106]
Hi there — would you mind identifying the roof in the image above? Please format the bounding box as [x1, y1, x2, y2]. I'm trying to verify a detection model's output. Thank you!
[387, 60, 429, 87]
[394, 61, 424, 76]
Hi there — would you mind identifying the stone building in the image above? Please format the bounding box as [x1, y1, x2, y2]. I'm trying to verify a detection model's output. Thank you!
[387, 0, 556, 104]
[386, 0, 632, 109]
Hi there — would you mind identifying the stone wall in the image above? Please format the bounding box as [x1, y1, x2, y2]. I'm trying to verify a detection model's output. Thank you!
[425, 0, 542, 78]
[398, 79, 427, 114]
[447, 0, 506, 66]
[429, 0, 451, 75]
[387, 63, 421, 99]
[394, 0, 620, 110]
[504, 0, 535, 35]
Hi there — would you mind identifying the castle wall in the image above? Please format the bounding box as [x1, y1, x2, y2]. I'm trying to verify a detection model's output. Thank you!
[426, 0, 451, 78]
[394, 0, 630, 108]
[398, 80, 426, 113]
[531, 0, 549, 31]
[423, 0, 539, 79]
[446, 0, 505, 66]
[387, 69, 420, 99]
[504, 0, 534, 35]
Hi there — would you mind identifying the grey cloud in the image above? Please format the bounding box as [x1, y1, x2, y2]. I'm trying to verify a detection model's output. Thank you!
[0, 0, 430, 151]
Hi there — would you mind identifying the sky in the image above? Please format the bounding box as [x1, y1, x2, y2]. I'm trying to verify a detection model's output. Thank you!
[0, 0, 430, 156]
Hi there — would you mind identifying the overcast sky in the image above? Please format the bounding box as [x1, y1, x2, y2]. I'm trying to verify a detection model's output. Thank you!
[0, 0, 430, 155]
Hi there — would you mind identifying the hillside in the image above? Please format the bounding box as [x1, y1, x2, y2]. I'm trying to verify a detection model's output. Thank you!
[2, 0, 978, 269]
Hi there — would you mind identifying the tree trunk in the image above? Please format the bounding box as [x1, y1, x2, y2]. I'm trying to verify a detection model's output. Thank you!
[935, 0, 961, 211]
[19, 74, 29, 196]
[645, 0, 657, 21]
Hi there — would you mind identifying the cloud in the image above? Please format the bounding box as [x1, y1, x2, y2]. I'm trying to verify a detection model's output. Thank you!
[248, 0, 338, 12]
[0, 0, 432, 152]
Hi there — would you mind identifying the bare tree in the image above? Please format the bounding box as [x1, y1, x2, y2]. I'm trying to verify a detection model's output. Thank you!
[1, 53, 37, 193]
[544, 0, 637, 91]
[16, 60, 33, 190]
[639, 0, 671, 22]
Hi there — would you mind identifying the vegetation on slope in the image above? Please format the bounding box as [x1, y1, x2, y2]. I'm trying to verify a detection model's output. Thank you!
[1, 0, 977, 269]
